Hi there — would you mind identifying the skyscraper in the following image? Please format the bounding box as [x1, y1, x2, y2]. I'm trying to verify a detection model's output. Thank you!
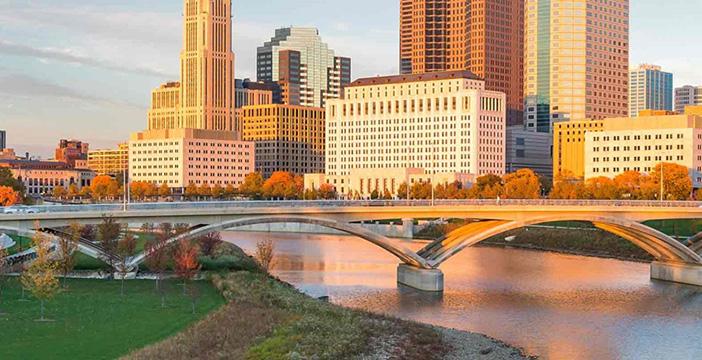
[398, 0, 524, 125]
[0, 130, 5, 150]
[629, 64, 673, 117]
[525, 0, 629, 132]
[257, 27, 351, 108]
[675, 85, 702, 113]
[132, 0, 255, 190]
[148, 0, 236, 133]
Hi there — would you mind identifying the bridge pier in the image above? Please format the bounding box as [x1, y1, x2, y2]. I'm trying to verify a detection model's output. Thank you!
[397, 264, 444, 292]
[650, 262, 702, 287]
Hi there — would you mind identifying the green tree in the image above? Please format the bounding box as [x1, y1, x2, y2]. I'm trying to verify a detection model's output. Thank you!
[0, 247, 8, 315]
[116, 232, 137, 296]
[97, 216, 121, 271]
[57, 223, 81, 287]
[239, 172, 264, 199]
[0, 168, 26, 201]
[20, 231, 60, 321]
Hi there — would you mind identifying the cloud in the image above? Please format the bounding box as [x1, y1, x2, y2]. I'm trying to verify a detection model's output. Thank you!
[0, 40, 175, 78]
[0, 72, 144, 109]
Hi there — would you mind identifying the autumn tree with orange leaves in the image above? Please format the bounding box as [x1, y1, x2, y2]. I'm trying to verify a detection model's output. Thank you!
[0, 186, 20, 206]
[174, 239, 200, 295]
[262, 171, 302, 199]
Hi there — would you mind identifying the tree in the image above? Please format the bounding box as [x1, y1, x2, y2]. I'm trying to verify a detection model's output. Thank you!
[57, 223, 81, 287]
[649, 163, 693, 200]
[174, 239, 200, 296]
[144, 182, 158, 200]
[107, 180, 121, 200]
[140, 222, 155, 234]
[198, 232, 222, 257]
[90, 175, 114, 201]
[586, 177, 621, 200]
[224, 184, 236, 199]
[397, 182, 409, 200]
[211, 184, 224, 199]
[410, 182, 432, 199]
[97, 216, 121, 271]
[0, 168, 25, 202]
[197, 184, 212, 199]
[550, 171, 587, 199]
[79, 186, 91, 200]
[262, 171, 300, 199]
[0, 186, 20, 206]
[52, 186, 67, 200]
[67, 184, 80, 200]
[158, 182, 170, 199]
[80, 224, 96, 241]
[0, 247, 8, 315]
[239, 172, 264, 199]
[468, 174, 503, 199]
[116, 232, 137, 296]
[370, 189, 379, 200]
[20, 231, 60, 321]
[146, 224, 173, 301]
[502, 169, 542, 199]
[184, 182, 199, 200]
[318, 183, 337, 200]
[254, 238, 275, 273]
[130, 182, 148, 201]
[614, 171, 644, 199]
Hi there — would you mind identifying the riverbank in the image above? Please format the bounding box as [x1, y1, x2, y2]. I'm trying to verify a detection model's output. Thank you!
[126, 270, 533, 359]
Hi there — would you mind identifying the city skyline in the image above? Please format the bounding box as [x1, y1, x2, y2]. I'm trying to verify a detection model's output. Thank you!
[0, 0, 700, 157]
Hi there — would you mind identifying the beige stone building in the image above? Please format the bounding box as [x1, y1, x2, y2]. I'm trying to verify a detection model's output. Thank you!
[0, 160, 95, 197]
[584, 111, 702, 187]
[129, 129, 254, 189]
[321, 71, 506, 196]
[305, 168, 473, 199]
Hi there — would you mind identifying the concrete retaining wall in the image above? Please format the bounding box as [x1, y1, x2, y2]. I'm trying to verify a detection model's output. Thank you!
[232, 219, 417, 239]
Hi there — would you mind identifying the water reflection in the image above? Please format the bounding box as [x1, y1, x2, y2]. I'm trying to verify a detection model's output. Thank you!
[224, 231, 702, 360]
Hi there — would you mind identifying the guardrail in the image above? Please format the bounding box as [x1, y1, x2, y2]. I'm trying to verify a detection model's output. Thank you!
[2, 198, 702, 216]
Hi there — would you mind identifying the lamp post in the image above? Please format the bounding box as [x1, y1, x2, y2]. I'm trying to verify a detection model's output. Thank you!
[660, 162, 664, 203]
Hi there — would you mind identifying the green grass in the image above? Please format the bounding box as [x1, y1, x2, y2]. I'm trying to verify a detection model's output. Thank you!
[5, 235, 32, 255]
[129, 271, 447, 360]
[644, 219, 702, 238]
[0, 277, 225, 360]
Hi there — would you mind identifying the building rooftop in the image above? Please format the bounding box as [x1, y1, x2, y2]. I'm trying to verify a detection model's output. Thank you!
[0, 159, 90, 171]
[347, 70, 482, 88]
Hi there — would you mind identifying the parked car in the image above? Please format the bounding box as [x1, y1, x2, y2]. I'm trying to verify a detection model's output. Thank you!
[2, 206, 38, 214]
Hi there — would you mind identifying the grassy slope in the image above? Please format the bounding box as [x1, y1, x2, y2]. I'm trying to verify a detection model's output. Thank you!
[0, 278, 225, 360]
[127, 271, 448, 360]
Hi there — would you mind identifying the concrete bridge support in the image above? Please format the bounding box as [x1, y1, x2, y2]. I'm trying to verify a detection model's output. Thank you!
[397, 265, 444, 292]
[650, 262, 702, 287]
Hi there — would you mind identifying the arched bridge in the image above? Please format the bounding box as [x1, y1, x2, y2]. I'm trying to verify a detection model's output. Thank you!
[2, 200, 702, 291]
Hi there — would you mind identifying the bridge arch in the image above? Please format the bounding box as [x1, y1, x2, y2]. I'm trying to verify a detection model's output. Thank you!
[419, 215, 702, 268]
[128, 216, 431, 269]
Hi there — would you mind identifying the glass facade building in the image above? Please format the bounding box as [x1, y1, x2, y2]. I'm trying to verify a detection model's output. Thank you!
[629, 64, 673, 117]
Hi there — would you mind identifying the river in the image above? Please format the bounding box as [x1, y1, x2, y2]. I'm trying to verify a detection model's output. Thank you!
[223, 231, 702, 360]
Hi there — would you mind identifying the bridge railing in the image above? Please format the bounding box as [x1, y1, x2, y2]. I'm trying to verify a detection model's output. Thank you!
[2, 199, 702, 215]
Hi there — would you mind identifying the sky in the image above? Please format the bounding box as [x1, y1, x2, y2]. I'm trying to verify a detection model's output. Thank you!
[0, 0, 700, 158]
